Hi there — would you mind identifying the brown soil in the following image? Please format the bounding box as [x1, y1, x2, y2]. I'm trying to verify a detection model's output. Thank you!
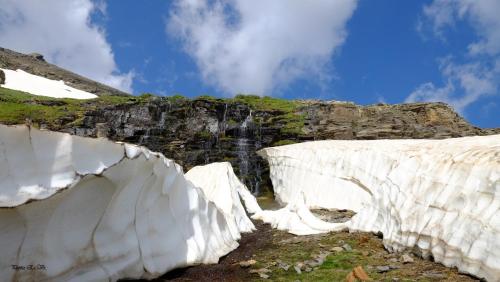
[144, 210, 481, 282]
[153, 221, 274, 282]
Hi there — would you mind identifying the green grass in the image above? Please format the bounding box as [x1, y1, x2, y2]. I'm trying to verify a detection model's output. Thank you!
[230, 94, 299, 112]
[228, 95, 306, 135]
[0, 88, 305, 135]
[0, 87, 153, 127]
[272, 140, 297, 146]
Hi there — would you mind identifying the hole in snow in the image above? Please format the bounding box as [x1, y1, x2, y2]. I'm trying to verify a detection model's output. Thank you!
[310, 209, 356, 224]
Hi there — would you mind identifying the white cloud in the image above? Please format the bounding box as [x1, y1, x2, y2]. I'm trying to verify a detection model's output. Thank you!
[0, 0, 133, 93]
[409, 0, 500, 112]
[167, 0, 357, 96]
[423, 0, 500, 55]
[406, 59, 498, 113]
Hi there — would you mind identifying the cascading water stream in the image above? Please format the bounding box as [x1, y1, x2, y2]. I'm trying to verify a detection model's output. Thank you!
[237, 110, 254, 193]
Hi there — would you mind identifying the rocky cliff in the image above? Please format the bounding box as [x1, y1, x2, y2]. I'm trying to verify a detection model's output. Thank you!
[50, 95, 497, 195]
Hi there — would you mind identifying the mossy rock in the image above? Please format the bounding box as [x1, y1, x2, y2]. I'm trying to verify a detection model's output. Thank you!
[0, 69, 5, 84]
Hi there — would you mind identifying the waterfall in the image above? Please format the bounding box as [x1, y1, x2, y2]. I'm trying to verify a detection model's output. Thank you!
[237, 110, 253, 192]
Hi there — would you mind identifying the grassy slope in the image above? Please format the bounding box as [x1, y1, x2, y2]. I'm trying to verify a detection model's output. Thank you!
[0, 87, 152, 127]
[0, 90, 305, 136]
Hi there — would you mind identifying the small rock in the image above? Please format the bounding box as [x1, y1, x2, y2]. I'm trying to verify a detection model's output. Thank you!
[330, 246, 344, 252]
[305, 267, 313, 272]
[239, 259, 257, 268]
[376, 266, 391, 273]
[392, 278, 400, 282]
[249, 268, 271, 274]
[388, 258, 398, 263]
[294, 265, 302, 274]
[361, 250, 370, 256]
[276, 260, 290, 271]
[0, 69, 5, 85]
[342, 243, 353, 252]
[401, 254, 414, 264]
[259, 273, 270, 279]
[422, 271, 446, 279]
[29, 52, 45, 61]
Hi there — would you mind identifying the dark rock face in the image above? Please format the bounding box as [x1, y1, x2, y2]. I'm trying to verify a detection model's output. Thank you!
[0, 69, 4, 84]
[29, 53, 45, 62]
[59, 97, 491, 195]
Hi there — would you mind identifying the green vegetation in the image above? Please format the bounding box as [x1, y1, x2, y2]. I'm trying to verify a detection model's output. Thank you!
[196, 130, 213, 140]
[0, 87, 86, 126]
[228, 95, 305, 136]
[272, 140, 298, 146]
[246, 227, 470, 282]
[0, 88, 305, 134]
[0, 87, 151, 127]
[231, 94, 299, 112]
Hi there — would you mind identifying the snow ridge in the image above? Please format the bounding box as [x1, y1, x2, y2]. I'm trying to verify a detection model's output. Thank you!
[258, 136, 500, 281]
[0, 125, 242, 281]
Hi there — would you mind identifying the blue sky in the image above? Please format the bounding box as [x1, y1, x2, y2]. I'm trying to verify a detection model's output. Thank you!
[0, 0, 499, 128]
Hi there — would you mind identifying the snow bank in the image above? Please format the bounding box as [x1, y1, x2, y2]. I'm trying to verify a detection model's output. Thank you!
[258, 136, 500, 281]
[186, 162, 259, 234]
[0, 125, 241, 281]
[0, 68, 98, 99]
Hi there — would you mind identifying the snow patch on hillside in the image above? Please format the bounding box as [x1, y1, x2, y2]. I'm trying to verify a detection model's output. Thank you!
[0, 68, 98, 99]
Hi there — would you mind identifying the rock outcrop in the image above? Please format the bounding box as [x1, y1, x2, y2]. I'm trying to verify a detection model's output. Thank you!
[0, 69, 5, 84]
[258, 135, 500, 281]
[58, 97, 497, 195]
[0, 125, 249, 281]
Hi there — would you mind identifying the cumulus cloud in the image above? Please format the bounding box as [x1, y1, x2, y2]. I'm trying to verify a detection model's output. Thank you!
[406, 59, 498, 113]
[0, 0, 133, 92]
[167, 0, 357, 96]
[409, 0, 500, 112]
[422, 0, 500, 55]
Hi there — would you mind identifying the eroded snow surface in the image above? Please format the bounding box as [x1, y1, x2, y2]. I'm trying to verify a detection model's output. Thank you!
[258, 136, 500, 281]
[0, 125, 245, 281]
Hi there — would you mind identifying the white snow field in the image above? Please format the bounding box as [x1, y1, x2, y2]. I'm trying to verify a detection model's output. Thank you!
[258, 136, 500, 281]
[0, 68, 98, 99]
[186, 162, 261, 235]
[0, 125, 245, 281]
